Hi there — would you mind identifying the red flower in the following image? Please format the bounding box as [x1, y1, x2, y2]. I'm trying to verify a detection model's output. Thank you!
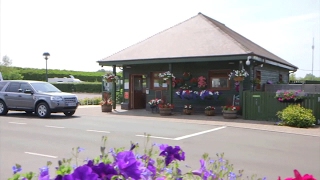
[278, 169, 316, 180]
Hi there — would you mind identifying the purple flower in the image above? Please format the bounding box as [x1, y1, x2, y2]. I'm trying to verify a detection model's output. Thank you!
[159, 145, 185, 166]
[12, 164, 22, 174]
[71, 165, 98, 180]
[91, 162, 118, 180]
[140, 155, 156, 177]
[77, 147, 85, 153]
[115, 150, 142, 179]
[192, 159, 210, 180]
[39, 166, 50, 180]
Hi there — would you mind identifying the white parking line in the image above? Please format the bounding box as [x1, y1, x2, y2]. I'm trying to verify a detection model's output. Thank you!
[25, 152, 57, 158]
[86, 130, 110, 133]
[8, 122, 26, 125]
[174, 126, 227, 140]
[136, 126, 227, 141]
[136, 135, 174, 140]
[45, 125, 65, 129]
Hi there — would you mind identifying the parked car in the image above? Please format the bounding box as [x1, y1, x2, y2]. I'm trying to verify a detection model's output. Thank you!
[0, 80, 79, 118]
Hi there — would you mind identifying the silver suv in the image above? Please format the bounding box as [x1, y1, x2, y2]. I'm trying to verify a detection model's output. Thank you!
[0, 80, 79, 118]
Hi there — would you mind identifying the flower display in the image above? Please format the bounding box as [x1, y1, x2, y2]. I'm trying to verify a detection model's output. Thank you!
[100, 92, 112, 106]
[159, 71, 174, 80]
[266, 80, 273, 84]
[176, 90, 197, 100]
[104, 73, 119, 82]
[199, 90, 220, 100]
[222, 105, 240, 112]
[148, 98, 162, 107]
[9, 136, 313, 180]
[251, 78, 261, 85]
[172, 78, 184, 88]
[205, 106, 215, 110]
[275, 90, 307, 102]
[184, 104, 193, 110]
[190, 78, 198, 84]
[198, 76, 207, 89]
[158, 102, 174, 109]
[278, 169, 316, 180]
[228, 69, 249, 80]
[182, 72, 191, 78]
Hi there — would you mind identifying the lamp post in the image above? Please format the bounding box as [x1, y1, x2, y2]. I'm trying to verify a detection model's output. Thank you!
[43, 52, 50, 82]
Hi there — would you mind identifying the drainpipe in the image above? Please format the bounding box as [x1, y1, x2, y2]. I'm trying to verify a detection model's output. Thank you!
[112, 65, 116, 110]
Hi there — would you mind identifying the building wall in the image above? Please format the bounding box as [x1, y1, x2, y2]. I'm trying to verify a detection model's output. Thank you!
[122, 60, 290, 113]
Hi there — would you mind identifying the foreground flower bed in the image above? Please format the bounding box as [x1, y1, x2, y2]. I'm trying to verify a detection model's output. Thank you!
[9, 136, 316, 180]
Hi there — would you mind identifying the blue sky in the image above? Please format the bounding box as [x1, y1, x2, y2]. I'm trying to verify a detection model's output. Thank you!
[1, 0, 319, 78]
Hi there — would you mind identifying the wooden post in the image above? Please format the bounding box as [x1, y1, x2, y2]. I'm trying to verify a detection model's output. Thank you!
[169, 63, 172, 105]
[112, 65, 116, 110]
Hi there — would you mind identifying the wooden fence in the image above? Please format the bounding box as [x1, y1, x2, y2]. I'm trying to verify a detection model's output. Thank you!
[242, 91, 320, 123]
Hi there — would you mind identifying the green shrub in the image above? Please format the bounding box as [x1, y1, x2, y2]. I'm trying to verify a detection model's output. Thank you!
[276, 104, 316, 128]
[79, 97, 102, 105]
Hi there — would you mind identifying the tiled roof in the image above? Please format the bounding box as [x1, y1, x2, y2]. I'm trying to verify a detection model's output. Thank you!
[100, 13, 297, 68]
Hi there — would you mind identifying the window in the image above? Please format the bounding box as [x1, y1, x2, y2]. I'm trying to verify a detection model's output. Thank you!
[6, 82, 20, 92]
[0, 82, 8, 91]
[19, 83, 32, 92]
[151, 72, 168, 90]
[279, 74, 283, 83]
[255, 70, 261, 90]
[208, 70, 230, 90]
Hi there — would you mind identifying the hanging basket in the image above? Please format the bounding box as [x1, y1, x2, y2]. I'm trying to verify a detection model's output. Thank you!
[234, 76, 245, 81]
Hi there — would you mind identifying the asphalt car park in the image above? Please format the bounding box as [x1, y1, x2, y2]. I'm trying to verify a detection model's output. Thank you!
[0, 106, 319, 179]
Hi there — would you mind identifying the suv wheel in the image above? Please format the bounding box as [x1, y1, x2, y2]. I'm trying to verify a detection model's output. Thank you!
[0, 100, 8, 115]
[64, 111, 75, 116]
[36, 102, 51, 118]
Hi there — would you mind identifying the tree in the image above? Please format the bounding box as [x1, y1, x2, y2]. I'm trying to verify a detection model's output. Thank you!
[289, 73, 297, 81]
[97, 69, 106, 72]
[0, 55, 24, 80]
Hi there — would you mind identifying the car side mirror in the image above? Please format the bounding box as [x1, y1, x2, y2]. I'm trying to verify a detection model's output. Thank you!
[24, 89, 33, 94]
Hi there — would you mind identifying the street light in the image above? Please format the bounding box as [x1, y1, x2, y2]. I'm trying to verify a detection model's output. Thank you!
[43, 52, 50, 82]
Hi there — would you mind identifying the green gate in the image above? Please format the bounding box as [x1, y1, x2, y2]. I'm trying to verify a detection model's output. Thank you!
[243, 91, 320, 123]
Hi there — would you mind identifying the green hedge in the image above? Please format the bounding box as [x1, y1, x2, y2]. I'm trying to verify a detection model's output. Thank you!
[15, 67, 109, 82]
[52, 82, 102, 93]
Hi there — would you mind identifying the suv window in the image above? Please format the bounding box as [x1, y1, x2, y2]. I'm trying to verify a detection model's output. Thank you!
[0, 82, 8, 91]
[19, 83, 32, 92]
[6, 82, 20, 92]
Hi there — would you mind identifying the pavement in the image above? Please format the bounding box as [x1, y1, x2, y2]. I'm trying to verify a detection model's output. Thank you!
[78, 104, 320, 137]
[74, 93, 320, 137]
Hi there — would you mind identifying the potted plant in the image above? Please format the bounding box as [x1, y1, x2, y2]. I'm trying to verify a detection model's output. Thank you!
[100, 92, 113, 112]
[158, 102, 174, 116]
[104, 73, 119, 82]
[173, 78, 184, 88]
[198, 76, 207, 89]
[228, 69, 249, 81]
[199, 90, 214, 100]
[190, 78, 198, 87]
[204, 106, 215, 116]
[148, 98, 162, 113]
[221, 105, 240, 119]
[275, 90, 307, 103]
[183, 104, 193, 115]
[251, 78, 261, 85]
